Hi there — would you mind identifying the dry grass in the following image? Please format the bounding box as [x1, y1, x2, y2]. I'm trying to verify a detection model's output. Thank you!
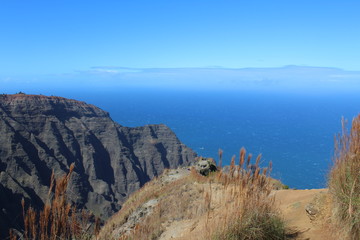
[10, 163, 101, 240]
[329, 115, 360, 240]
[204, 148, 286, 240]
[99, 148, 286, 240]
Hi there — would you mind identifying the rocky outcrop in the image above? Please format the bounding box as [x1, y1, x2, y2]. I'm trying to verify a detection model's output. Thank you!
[194, 157, 217, 176]
[0, 94, 196, 237]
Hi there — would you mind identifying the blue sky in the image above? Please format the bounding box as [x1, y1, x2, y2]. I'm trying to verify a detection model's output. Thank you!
[0, 0, 359, 90]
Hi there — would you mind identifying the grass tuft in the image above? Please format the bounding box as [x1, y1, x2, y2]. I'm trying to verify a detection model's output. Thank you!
[207, 150, 286, 240]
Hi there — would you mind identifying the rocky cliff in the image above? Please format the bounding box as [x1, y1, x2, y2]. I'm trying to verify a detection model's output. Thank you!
[0, 94, 196, 237]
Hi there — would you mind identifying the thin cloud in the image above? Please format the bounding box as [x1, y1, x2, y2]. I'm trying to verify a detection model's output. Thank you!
[2, 66, 360, 92]
[330, 74, 360, 79]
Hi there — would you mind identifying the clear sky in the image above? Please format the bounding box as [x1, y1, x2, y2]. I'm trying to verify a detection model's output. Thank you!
[0, 0, 359, 89]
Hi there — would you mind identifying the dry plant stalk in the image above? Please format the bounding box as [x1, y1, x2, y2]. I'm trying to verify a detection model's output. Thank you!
[218, 149, 223, 169]
[21, 163, 100, 240]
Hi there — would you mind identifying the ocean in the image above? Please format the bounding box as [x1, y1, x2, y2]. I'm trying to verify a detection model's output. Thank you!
[56, 88, 360, 189]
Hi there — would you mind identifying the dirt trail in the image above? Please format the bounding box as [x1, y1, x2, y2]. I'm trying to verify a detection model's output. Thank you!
[161, 188, 336, 240]
[274, 189, 335, 240]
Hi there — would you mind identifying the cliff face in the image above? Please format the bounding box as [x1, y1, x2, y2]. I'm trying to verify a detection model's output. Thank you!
[0, 94, 196, 236]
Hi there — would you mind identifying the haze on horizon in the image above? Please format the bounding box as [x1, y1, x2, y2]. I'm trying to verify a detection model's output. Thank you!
[0, 0, 359, 92]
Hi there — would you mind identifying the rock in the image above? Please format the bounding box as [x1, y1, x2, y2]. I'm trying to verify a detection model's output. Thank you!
[195, 157, 217, 176]
[305, 191, 328, 222]
[305, 202, 320, 221]
[0, 94, 197, 238]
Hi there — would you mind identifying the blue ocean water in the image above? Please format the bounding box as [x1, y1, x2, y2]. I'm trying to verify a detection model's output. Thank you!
[60, 89, 360, 189]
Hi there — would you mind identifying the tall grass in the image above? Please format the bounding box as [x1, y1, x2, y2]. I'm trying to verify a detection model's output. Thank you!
[10, 163, 101, 240]
[329, 115, 360, 239]
[208, 148, 286, 240]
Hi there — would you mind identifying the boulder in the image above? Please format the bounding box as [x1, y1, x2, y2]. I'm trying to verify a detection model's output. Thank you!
[195, 157, 217, 176]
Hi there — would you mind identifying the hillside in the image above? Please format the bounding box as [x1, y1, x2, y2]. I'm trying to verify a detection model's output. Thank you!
[99, 153, 285, 240]
[99, 167, 335, 240]
[0, 94, 197, 238]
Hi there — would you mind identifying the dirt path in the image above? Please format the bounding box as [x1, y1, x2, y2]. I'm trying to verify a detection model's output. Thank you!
[159, 188, 337, 240]
[274, 189, 334, 240]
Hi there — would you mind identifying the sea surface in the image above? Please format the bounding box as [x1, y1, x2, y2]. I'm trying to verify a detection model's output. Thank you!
[57, 88, 360, 189]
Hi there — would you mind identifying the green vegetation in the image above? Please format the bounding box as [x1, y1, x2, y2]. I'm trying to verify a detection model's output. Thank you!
[329, 115, 360, 239]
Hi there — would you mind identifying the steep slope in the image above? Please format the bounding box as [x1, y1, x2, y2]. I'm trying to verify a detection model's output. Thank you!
[0, 94, 196, 237]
